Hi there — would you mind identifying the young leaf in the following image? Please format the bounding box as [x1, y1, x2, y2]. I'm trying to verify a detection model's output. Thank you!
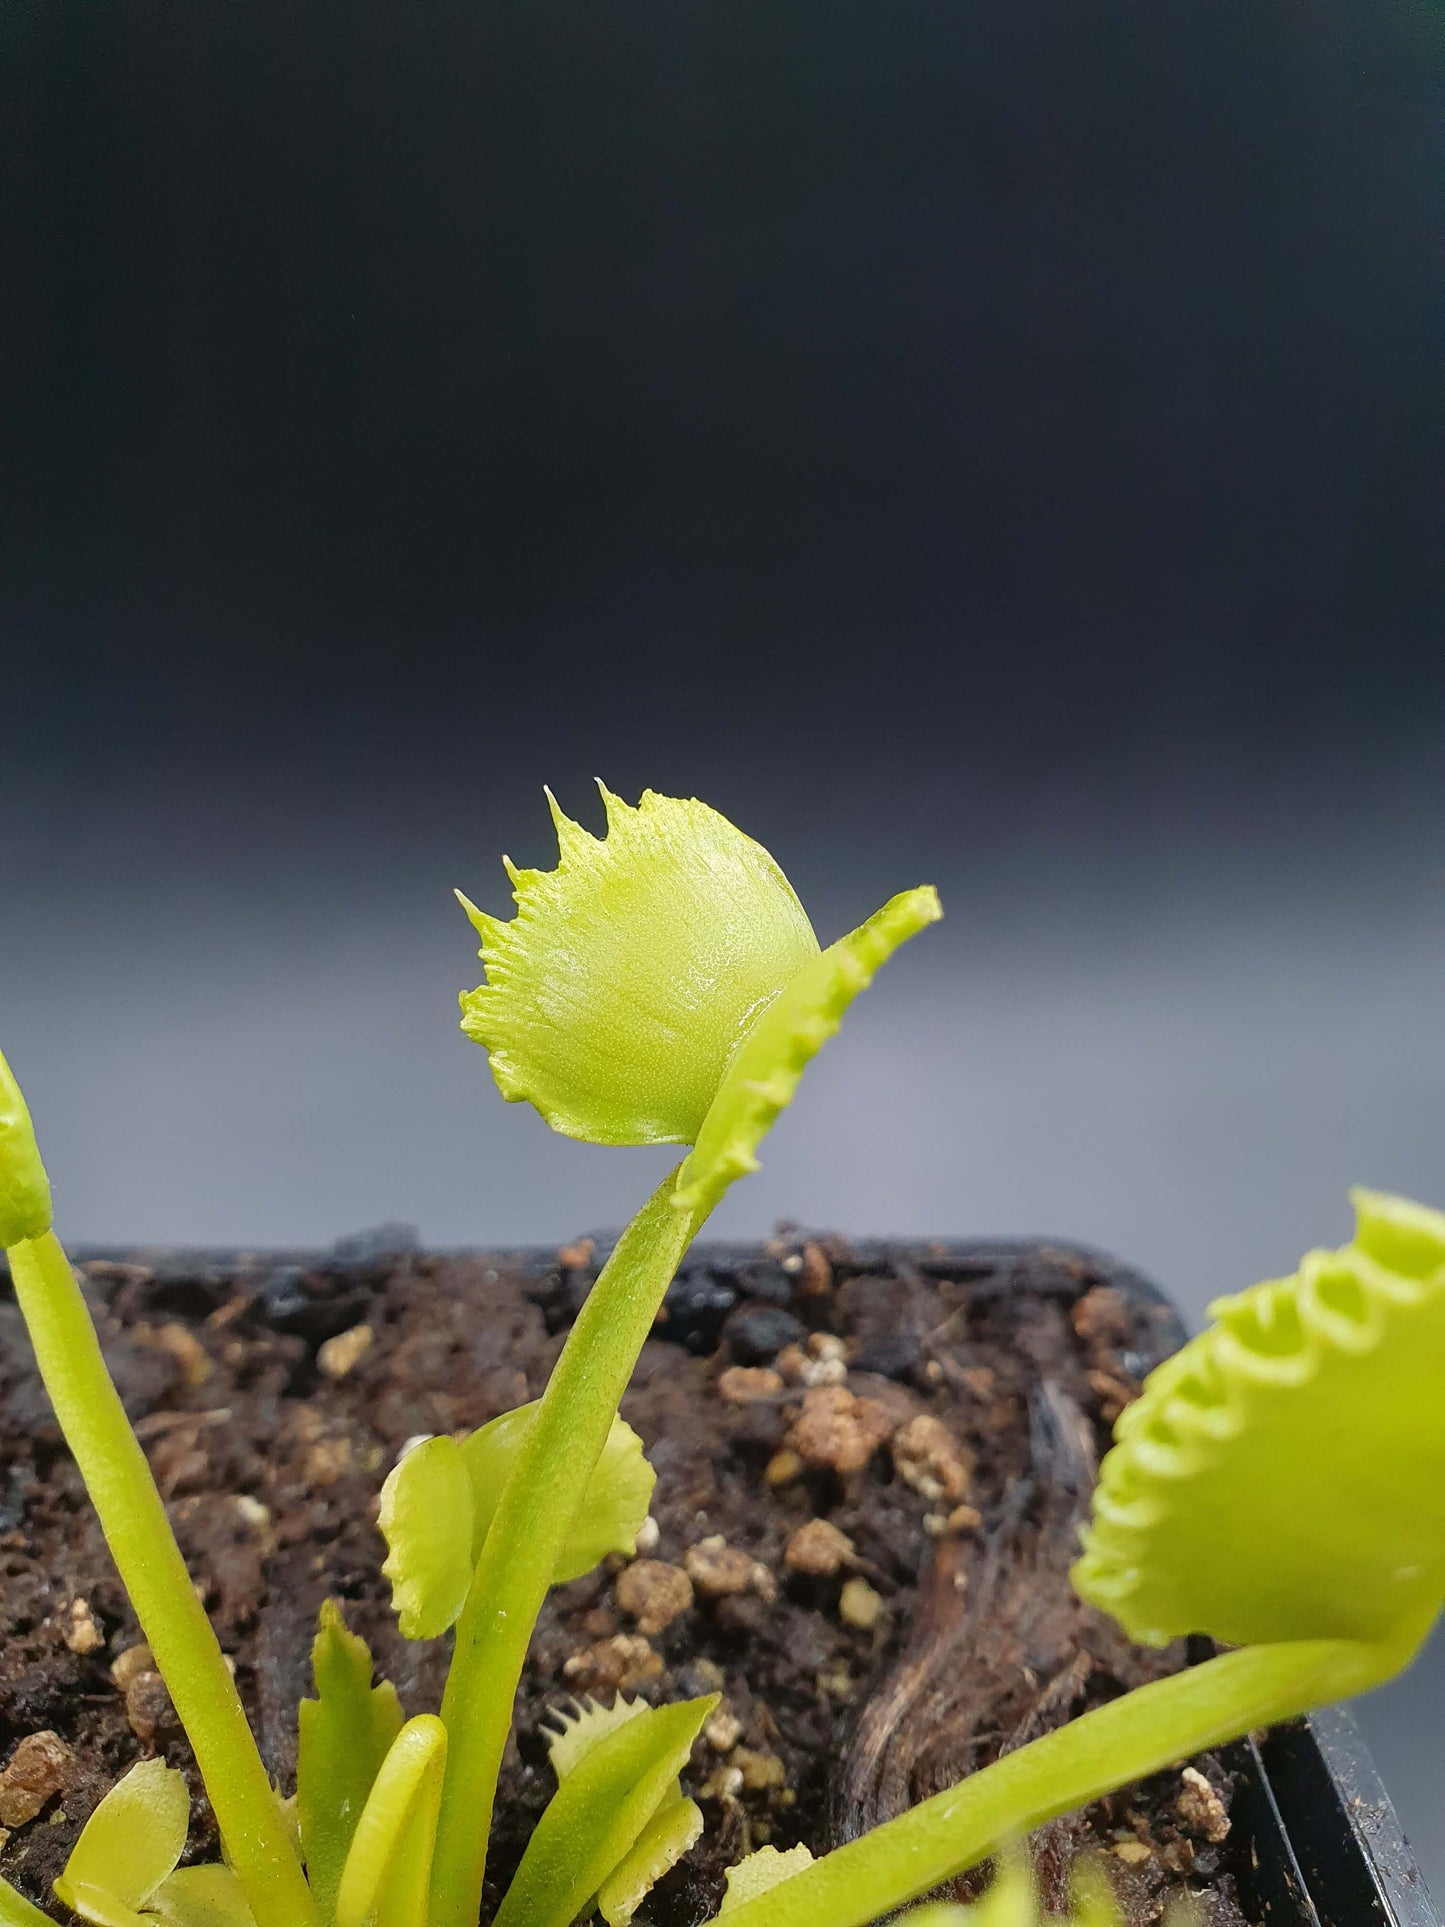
[0, 1047, 52, 1248]
[461, 1404, 655, 1585]
[719, 1845, 816, 1914]
[491, 1695, 717, 1927]
[459, 787, 821, 1146]
[334, 1716, 447, 1927]
[596, 1792, 703, 1927]
[144, 1866, 257, 1927]
[298, 1601, 405, 1925]
[1072, 1188, 1445, 1648]
[377, 1438, 476, 1641]
[379, 1408, 655, 1639]
[54, 1761, 190, 1924]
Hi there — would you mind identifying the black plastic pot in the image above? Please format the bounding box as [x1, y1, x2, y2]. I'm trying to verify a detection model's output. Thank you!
[29, 1229, 1439, 1927]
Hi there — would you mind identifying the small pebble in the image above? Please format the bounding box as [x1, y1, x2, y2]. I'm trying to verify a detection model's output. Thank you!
[774, 1344, 811, 1385]
[704, 1708, 743, 1753]
[734, 1747, 787, 1791]
[125, 1671, 174, 1744]
[685, 1536, 758, 1598]
[787, 1386, 893, 1475]
[723, 1305, 806, 1364]
[63, 1599, 104, 1656]
[892, 1414, 972, 1505]
[675, 1658, 726, 1697]
[633, 1515, 660, 1555]
[1112, 1841, 1152, 1867]
[924, 1502, 984, 1537]
[1177, 1766, 1231, 1843]
[784, 1519, 855, 1577]
[718, 1366, 785, 1406]
[562, 1634, 664, 1694]
[233, 1495, 272, 1533]
[699, 1765, 745, 1802]
[763, 1449, 803, 1487]
[0, 1733, 73, 1828]
[557, 1237, 595, 1270]
[838, 1577, 883, 1630]
[318, 1324, 374, 1380]
[615, 1560, 694, 1635]
[799, 1242, 832, 1296]
[110, 1644, 155, 1691]
[814, 1662, 854, 1700]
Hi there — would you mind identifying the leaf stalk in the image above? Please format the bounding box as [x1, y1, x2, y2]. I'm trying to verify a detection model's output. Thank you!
[427, 1171, 706, 1927]
[6, 1232, 314, 1927]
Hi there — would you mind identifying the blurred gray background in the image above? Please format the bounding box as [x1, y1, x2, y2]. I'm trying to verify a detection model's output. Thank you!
[3, 0, 1442, 1895]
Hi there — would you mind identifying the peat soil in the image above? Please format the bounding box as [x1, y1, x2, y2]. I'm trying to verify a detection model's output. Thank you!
[0, 1231, 1253, 1926]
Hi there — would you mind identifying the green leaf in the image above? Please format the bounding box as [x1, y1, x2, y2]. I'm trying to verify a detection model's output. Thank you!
[597, 1794, 704, 1926]
[0, 1048, 52, 1248]
[1073, 1189, 1445, 1648]
[491, 1695, 717, 1927]
[334, 1716, 447, 1927]
[377, 1440, 476, 1641]
[55, 1761, 189, 1920]
[379, 1408, 655, 1639]
[144, 1867, 256, 1927]
[719, 1845, 816, 1914]
[461, 1405, 656, 1586]
[459, 787, 821, 1146]
[298, 1602, 405, 1925]
[674, 886, 942, 1215]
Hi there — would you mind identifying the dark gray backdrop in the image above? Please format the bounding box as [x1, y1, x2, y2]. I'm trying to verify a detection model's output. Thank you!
[3, 0, 1443, 1896]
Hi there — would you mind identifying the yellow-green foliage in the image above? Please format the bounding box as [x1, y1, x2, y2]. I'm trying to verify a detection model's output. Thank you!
[297, 1603, 405, 1925]
[1074, 1188, 1445, 1648]
[52, 1760, 254, 1927]
[458, 787, 822, 1146]
[378, 1408, 655, 1639]
[492, 1695, 717, 1927]
[458, 786, 941, 1209]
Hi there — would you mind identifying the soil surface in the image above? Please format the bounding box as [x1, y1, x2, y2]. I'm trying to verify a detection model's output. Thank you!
[0, 1230, 1256, 1926]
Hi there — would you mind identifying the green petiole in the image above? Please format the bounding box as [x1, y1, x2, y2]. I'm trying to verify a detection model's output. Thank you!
[428, 1172, 707, 1927]
[717, 1629, 1427, 1927]
[5, 1230, 314, 1927]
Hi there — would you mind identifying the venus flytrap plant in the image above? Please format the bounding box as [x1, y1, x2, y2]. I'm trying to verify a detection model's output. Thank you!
[10, 780, 1434, 1927]
[423, 786, 941, 1927]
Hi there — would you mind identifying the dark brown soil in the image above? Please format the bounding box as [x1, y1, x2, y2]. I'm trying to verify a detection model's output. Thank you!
[0, 1230, 1255, 1926]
